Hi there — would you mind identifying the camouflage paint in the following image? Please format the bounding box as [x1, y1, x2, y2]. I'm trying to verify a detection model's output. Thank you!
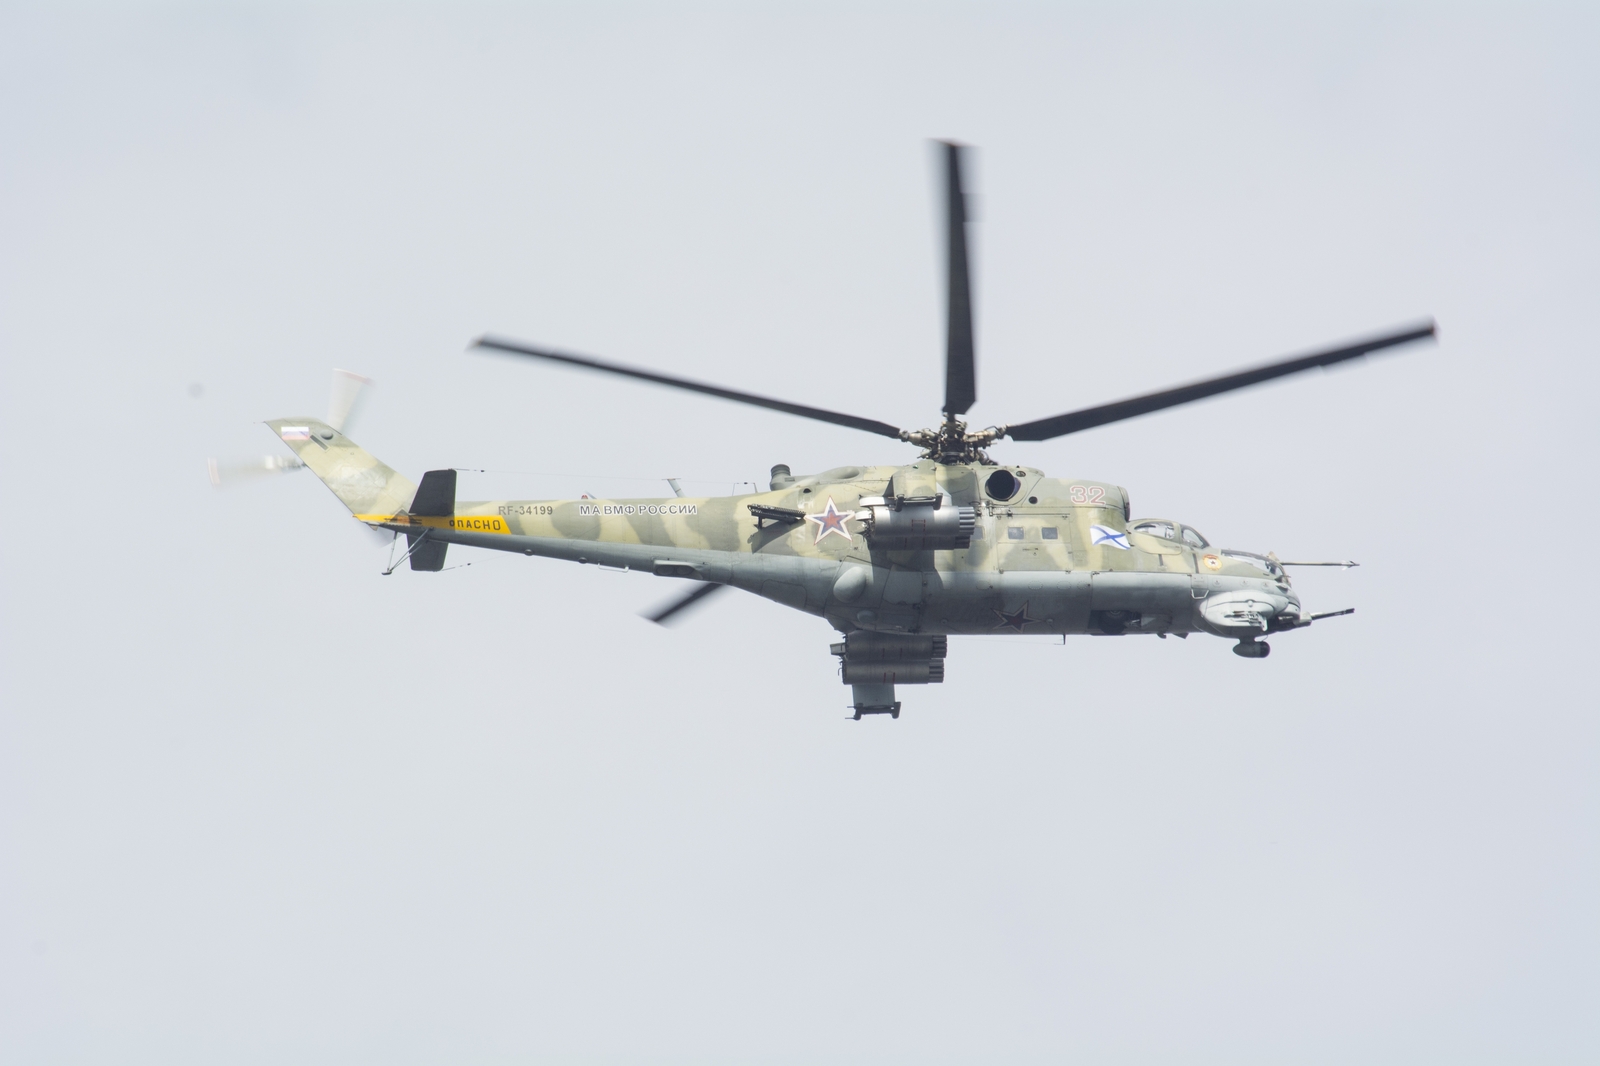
[269, 418, 1309, 644]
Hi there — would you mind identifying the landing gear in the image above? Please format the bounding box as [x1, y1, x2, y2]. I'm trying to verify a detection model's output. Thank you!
[1233, 639, 1271, 659]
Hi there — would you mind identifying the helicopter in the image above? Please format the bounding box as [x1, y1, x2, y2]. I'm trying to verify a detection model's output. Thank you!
[261, 142, 1436, 719]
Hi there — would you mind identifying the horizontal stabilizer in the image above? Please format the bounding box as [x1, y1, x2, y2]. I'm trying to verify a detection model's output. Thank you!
[406, 530, 448, 572]
[411, 469, 457, 517]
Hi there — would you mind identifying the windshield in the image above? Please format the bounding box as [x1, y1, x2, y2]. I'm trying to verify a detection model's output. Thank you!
[1221, 549, 1283, 578]
[1131, 521, 1175, 540]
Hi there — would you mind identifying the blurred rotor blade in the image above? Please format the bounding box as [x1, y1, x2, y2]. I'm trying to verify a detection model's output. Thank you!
[207, 455, 304, 488]
[326, 369, 374, 433]
[358, 521, 397, 547]
[643, 581, 727, 625]
[1002, 321, 1437, 441]
[940, 141, 976, 416]
[472, 336, 905, 440]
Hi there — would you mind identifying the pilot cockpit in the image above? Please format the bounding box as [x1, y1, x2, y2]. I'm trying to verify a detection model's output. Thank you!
[1129, 519, 1210, 550]
[1220, 549, 1287, 581]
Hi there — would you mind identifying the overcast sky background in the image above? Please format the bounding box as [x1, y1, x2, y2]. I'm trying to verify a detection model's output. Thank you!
[1, 3, 1596, 1063]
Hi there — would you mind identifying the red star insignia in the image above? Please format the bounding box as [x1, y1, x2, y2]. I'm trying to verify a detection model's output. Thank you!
[806, 497, 856, 544]
[992, 602, 1036, 632]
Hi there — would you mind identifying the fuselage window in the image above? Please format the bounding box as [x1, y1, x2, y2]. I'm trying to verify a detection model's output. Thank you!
[1007, 526, 1024, 540]
[1041, 527, 1058, 540]
[1134, 521, 1174, 540]
[1181, 526, 1209, 549]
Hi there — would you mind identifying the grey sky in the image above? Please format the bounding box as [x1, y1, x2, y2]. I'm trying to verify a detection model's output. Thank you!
[1, 3, 1596, 1063]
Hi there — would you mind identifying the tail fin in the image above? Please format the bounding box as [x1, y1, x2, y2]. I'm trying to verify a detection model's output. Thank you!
[265, 418, 416, 518]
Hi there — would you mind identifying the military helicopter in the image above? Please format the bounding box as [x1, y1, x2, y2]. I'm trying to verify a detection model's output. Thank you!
[265, 143, 1435, 719]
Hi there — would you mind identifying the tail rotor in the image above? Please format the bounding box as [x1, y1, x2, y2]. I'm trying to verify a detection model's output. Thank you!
[207, 369, 374, 488]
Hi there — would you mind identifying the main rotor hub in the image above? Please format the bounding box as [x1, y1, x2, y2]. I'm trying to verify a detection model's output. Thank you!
[901, 416, 1001, 465]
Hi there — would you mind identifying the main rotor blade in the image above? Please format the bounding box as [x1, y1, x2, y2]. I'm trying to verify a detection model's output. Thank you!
[473, 336, 904, 440]
[643, 581, 727, 625]
[941, 141, 976, 416]
[1002, 321, 1437, 441]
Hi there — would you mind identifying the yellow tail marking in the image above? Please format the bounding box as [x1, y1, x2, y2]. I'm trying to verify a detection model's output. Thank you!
[353, 514, 512, 534]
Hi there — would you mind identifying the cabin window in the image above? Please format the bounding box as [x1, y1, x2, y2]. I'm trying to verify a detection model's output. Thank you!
[1181, 526, 1209, 549]
[1041, 527, 1058, 540]
[1007, 526, 1024, 540]
[1133, 521, 1174, 540]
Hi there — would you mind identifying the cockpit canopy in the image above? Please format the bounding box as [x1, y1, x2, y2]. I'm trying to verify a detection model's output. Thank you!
[1220, 549, 1286, 580]
[1129, 519, 1210, 550]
